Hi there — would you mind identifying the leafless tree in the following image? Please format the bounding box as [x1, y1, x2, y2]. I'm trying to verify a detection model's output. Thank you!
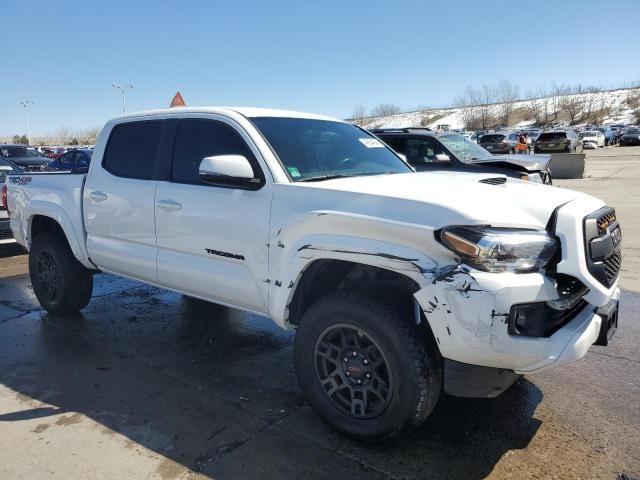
[477, 84, 495, 129]
[454, 86, 482, 130]
[370, 103, 402, 117]
[627, 89, 640, 122]
[350, 105, 368, 126]
[549, 82, 566, 122]
[560, 86, 584, 125]
[496, 80, 520, 126]
[77, 127, 101, 145]
[54, 126, 73, 145]
[525, 89, 544, 125]
[581, 87, 601, 123]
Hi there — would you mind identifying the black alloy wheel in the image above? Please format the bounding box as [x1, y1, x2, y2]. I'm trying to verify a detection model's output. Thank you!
[34, 250, 60, 302]
[314, 323, 393, 419]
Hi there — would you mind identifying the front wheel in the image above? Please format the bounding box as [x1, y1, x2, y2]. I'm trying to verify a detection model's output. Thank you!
[29, 232, 93, 314]
[294, 291, 441, 440]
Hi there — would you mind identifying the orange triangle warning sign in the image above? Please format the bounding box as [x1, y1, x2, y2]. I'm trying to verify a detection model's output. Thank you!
[170, 92, 186, 108]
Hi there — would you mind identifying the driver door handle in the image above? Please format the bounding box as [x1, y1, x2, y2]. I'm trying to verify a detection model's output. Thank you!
[157, 199, 183, 212]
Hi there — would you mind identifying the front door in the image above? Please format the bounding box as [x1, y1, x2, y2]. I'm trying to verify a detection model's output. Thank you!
[155, 117, 272, 314]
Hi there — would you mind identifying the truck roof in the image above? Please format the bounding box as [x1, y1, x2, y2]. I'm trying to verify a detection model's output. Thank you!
[112, 107, 341, 123]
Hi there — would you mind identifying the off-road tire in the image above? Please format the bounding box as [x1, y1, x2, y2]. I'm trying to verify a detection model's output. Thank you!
[294, 290, 441, 440]
[29, 232, 93, 314]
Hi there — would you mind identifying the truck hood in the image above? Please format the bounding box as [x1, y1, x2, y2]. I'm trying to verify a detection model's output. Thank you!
[301, 171, 597, 230]
[472, 154, 551, 172]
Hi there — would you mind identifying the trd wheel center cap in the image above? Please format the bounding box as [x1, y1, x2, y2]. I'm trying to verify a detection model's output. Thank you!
[342, 351, 370, 384]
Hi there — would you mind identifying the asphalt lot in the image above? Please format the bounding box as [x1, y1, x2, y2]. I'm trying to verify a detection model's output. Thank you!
[1, 147, 639, 479]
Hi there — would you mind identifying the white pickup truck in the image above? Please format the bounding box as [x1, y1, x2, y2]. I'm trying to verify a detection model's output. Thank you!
[4, 107, 622, 439]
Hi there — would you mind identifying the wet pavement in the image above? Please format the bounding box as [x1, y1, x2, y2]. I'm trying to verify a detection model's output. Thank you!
[1, 147, 640, 479]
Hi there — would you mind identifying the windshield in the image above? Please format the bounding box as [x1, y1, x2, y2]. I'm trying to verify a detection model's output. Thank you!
[438, 133, 492, 162]
[0, 146, 28, 158]
[250, 117, 412, 181]
[26, 149, 44, 157]
[579, 132, 597, 138]
[626, 128, 640, 134]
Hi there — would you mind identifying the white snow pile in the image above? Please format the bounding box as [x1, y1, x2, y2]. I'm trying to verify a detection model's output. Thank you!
[359, 88, 640, 130]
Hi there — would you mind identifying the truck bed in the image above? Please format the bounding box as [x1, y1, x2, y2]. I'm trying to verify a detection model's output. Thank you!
[6, 172, 89, 262]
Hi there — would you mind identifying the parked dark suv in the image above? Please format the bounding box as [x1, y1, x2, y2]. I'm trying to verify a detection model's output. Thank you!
[534, 130, 583, 153]
[0, 144, 51, 171]
[478, 132, 520, 154]
[619, 127, 640, 146]
[372, 128, 552, 184]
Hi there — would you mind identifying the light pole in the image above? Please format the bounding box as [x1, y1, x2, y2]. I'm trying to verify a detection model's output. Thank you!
[112, 83, 134, 114]
[19, 100, 34, 145]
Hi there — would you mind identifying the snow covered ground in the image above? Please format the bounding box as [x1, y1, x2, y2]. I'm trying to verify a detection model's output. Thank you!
[360, 88, 639, 130]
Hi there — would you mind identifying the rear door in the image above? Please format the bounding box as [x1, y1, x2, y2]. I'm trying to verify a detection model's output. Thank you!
[84, 119, 165, 283]
[154, 116, 272, 313]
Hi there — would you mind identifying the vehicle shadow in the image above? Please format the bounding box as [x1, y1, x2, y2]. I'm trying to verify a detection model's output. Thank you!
[0, 243, 26, 259]
[354, 379, 543, 479]
[0, 284, 543, 479]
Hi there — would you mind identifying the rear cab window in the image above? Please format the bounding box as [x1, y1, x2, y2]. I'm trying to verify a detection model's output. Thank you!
[102, 121, 163, 179]
[480, 134, 505, 143]
[538, 132, 567, 141]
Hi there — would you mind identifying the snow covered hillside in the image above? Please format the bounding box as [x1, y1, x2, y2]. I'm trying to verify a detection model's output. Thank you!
[358, 87, 640, 130]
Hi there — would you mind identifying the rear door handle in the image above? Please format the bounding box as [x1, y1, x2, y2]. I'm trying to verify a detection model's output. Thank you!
[157, 199, 183, 212]
[89, 190, 108, 202]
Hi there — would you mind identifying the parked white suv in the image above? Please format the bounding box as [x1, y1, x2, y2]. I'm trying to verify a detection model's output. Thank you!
[4, 107, 622, 439]
[579, 130, 606, 149]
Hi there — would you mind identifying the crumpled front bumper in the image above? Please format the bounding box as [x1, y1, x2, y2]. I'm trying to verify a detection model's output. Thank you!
[415, 269, 621, 374]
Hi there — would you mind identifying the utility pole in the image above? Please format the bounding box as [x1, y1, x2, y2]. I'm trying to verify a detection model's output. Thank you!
[19, 100, 34, 145]
[112, 83, 135, 114]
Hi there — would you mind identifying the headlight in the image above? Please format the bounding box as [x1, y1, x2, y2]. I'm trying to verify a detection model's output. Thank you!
[438, 226, 558, 273]
[520, 172, 543, 183]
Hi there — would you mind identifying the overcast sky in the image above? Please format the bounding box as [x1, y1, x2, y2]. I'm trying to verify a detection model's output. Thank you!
[2, 0, 639, 136]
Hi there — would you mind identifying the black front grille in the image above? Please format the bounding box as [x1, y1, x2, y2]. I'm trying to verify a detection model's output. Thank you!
[604, 250, 622, 284]
[584, 207, 622, 287]
[0, 229, 13, 240]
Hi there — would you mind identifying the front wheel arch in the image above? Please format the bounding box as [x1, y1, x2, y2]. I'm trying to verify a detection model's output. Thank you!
[287, 259, 420, 327]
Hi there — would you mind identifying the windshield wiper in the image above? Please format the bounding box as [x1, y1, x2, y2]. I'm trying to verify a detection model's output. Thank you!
[297, 174, 355, 182]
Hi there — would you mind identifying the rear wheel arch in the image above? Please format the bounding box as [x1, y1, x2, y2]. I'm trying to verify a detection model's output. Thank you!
[29, 215, 67, 245]
[27, 213, 91, 268]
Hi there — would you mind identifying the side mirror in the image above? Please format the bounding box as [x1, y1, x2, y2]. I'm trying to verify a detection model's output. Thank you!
[434, 153, 451, 163]
[198, 155, 261, 189]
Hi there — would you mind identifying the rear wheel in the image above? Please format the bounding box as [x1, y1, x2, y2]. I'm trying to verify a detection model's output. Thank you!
[294, 291, 441, 440]
[29, 232, 93, 314]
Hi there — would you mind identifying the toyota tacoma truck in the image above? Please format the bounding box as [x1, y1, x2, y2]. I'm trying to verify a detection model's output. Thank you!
[4, 107, 622, 439]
